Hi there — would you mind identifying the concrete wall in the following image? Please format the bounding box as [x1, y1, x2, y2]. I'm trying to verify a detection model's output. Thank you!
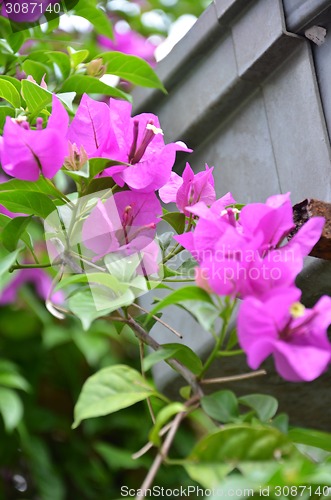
[135, 0, 331, 429]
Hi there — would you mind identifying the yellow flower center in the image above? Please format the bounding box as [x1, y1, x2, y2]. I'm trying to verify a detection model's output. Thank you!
[290, 302, 306, 319]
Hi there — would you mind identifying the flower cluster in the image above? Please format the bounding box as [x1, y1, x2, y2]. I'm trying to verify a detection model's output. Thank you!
[174, 190, 331, 381]
[1, 87, 330, 383]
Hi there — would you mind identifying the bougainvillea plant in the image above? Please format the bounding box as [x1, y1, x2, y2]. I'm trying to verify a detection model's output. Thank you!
[2, 2, 331, 499]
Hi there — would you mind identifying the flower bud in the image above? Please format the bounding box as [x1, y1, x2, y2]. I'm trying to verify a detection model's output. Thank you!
[64, 142, 88, 171]
[86, 58, 107, 78]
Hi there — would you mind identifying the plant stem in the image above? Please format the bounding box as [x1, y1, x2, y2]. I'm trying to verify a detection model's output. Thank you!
[132, 302, 183, 338]
[217, 349, 244, 357]
[139, 340, 156, 424]
[201, 370, 267, 384]
[135, 411, 184, 500]
[9, 262, 53, 273]
[163, 278, 196, 283]
[197, 299, 236, 380]
[44, 177, 72, 204]
[119, 314, 203, 398]
[163, 244, 183, 263]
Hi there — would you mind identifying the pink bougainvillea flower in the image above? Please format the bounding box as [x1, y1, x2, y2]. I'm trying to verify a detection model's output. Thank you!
[175, 193, 237, 260]
[237, 286, 331, 382]
[0, 268, 63, 305]
[67, 94, 114, 158]
[0, 95, 69, 181]
[26, 74, 47, 89]
[67, 94, 192, 192]
[239, 192, 295, 253]
[176, 193, 325, 299]
[82, 190, 162, 273]
[1, 0, 60, 23]
[159, 163, 216, 216]
[98, 26, 157, 66]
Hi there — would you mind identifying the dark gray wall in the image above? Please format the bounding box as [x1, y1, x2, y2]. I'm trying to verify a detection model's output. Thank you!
[136, 0, 331, 429]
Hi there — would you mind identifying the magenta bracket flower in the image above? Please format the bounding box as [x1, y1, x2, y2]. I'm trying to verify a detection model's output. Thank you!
[67, 94, 192, 192]
[0, 95, 69, 181]
[238, 287, 331, 382]
[159, 162, 216, 216]
[176, 193, 325, 299]
[98, 26, 157, 67]
[82, 190, 161, 270]
[0, 268, 63, 306]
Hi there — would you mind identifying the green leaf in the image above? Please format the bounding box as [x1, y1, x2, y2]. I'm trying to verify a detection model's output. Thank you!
[0, 360, 30, 392]
[238, 394, 278, 422]
[61, 75, 131, 101]
[0, 176, 64, 199]
[7, 31, 26, 52]
[143, 343, 202, 375]
[98, 52, 166, 91]
[0, 247, 22, 292]
[0, 105, 15, 131]
[22, 60, 49, 84]
[148, 285, 214, 319]
[288, 428, 331, 453]
[149, 402, 186, 446]
[0, 372, 30, 392]
[75, 5, 113, 38]
[68, 287, 135, 330]
[162, 212, 186, 234]
[0, 77, 21, 108]
[21, 436, 65, 500]
[0, 191, 57, 218]
[0, 75, 21, 93]
[88, 157, 127, 180]
[0, 387, 23, 432]
[83, 176, 115, 195]
[176, 256, 198, 275]
[1, 215, 33, 252]
[21, 79, 52, 115]
[180, 300, 219, 330]
[185, 463, 234, 490]
[188, 424, 296, 463]
[73, 364, 157, 428]
[201, 391, 239, 423]
[67, 46, 89, 67]
[94, 442, 144, 470]
[46, 51, 71, 80]
[72, 329, 110, 366]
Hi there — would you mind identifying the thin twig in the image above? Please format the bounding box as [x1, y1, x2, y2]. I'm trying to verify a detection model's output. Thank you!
[9, 262, 53, 273]
[120, 315, 203, 398]
[201, 370, 267, 385]
[135, 412, 185, 500]
[139, 340, 156, 424]
[132, 395, 201, 461]
[132, 421, 173, 460]
[132, 303, 183, 339]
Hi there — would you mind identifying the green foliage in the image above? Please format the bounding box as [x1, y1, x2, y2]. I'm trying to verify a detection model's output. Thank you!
[60, 74, 131, 100]
[238, 394, 279, 422]
[201, 390, 239, 423]
[98, 51, 166, 91]
[0, 387, 23, 432]
[0, 191, 57, 218]
[162, 211, 186, 234]
[0, 0, 331, 496]
[73, 364, 158, 428]
[1, 215, 33, 252]
[149, 402, 186, 446]
[21, 79, 53, 115]
[0, 77, 21, 108]
[143, 343, 202, 375]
